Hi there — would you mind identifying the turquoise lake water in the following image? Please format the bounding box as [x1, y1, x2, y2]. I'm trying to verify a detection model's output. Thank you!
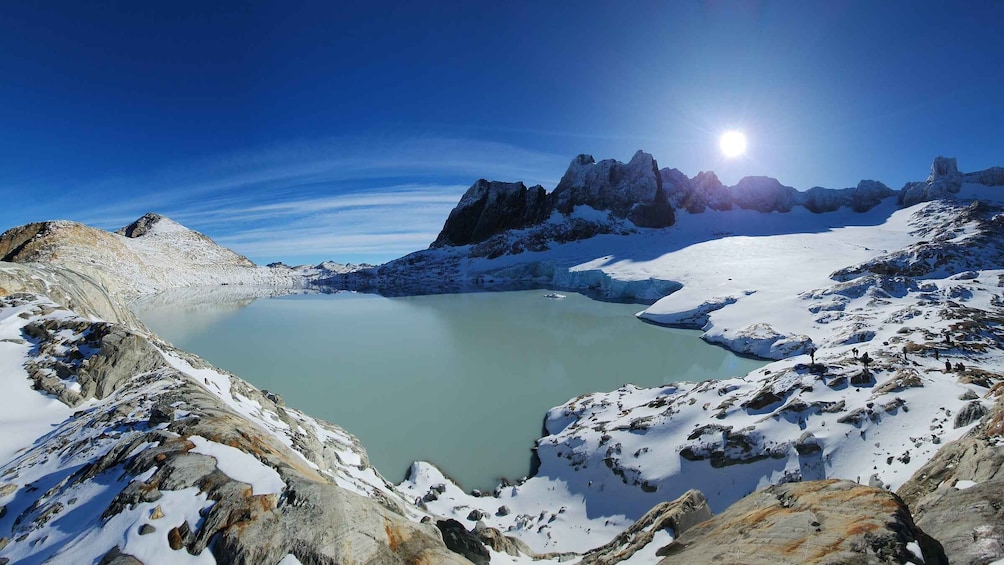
[135, 289, 765, 490]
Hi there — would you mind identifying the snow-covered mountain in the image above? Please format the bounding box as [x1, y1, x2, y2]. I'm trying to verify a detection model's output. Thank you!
[3, 151, 1004, 563]
[326, 153, 1004, 563]
[0, 213, 303, 297]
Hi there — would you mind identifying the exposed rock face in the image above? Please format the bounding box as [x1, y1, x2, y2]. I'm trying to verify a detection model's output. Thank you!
[659, 480, 946, 565]
[580, 489, 712, 564]
[432, 180, 549, 247]
[802, 180, 895, 214]
[664, 170, 731, 213]
[551, 151, 672, 227]
[669, 169, 892, 216]
[964, 165, 1004, 186]
[898, 395, 1004, 564]
[731, 176, 799, 213]
[0, 262, 142, 326]
[436, 519, 490, 565]
[899, 156, 964, 206]
[429, 150, 675, 254]
[850, 179, 896, 212]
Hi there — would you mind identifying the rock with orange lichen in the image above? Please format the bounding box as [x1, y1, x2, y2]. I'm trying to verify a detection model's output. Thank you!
[657, 480, 945, 565]
[897, 397, 1004, 564]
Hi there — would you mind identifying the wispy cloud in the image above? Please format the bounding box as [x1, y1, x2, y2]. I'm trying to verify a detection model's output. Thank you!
[19, 136, 568, 264]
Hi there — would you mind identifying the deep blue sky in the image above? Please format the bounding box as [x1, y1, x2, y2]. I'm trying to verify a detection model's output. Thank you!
[4, 1, 1003, 264]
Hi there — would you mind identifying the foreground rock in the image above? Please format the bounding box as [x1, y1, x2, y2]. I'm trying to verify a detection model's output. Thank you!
[579, 489, 712, 564]
[659, 480, 945, 564]
[0, 278, 466, 564]
[897, 388, 1004, 564]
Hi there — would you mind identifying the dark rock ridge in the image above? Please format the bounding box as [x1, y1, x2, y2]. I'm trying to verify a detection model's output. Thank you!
[432, 150, 672, 249]
[116, 212, 171, 238]
[432, 180, 550, 247]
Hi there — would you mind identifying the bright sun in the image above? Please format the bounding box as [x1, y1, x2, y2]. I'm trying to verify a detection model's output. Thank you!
[720, 130, 747, 158]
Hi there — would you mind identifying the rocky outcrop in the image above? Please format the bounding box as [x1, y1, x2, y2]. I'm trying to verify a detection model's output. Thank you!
[802, 180, 895, 214]
[580, 489, 712, 564]
[551, 150, 673, 228]
[436, 519, 490, 565]
[1, 288, 468, 564]
[427, 150, 675, 254]
[731, 176, 799, 213]
[899, 156, 964, 207]
[432, 180, 550, 247]
[897, 394, 1004, 564]
[964, 166, 1004, 186]
[659, 480, 946, 564]
[668, 169, 892, 216]
[0, 262, 142, 326]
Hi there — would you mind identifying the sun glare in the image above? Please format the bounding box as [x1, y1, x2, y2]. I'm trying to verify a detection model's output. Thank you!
[719, 130, 747, 158]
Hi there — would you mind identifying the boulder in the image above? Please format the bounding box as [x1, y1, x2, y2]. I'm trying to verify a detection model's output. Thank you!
[474, 523, 536, 557]
[659, 480, 946, 564]
[953, 401, 987, 428]
[436, 519, 490, 565]
[148, 403, 175, 426]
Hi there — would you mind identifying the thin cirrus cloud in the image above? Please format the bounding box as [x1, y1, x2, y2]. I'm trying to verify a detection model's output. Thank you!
[53, 136, 569, 264]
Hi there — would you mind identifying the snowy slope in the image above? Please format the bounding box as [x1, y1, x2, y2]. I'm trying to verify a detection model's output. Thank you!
[0, 291, 467, 564]
[0, 214, 305, 298]
[389, 172, 1004, 558]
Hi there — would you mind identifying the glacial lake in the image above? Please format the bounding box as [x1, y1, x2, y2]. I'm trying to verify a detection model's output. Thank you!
[135, 289, 766, 491]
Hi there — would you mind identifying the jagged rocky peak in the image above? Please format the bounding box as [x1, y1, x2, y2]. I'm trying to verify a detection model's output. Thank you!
[689, 170, 731, 212]
[550, 150, 672, 227]
[431, 179, 549, 247]
[928, 155, 961, 182]
[801, 179, 894, 214]
[731, 176, 799, 213]
[116, 212, 188, 238]
[850, 179, 895, 212]
[900, 155, 965, 207]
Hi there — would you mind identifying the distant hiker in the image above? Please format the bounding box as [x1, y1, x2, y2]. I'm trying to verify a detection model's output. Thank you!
[902, 346, 908, 361]
[809, 346, 816, 366]
[934, 349, 939, 360]
[945, 360, 953, 372]
[956, 362, 966, 372]
[852, 347, 859, 359]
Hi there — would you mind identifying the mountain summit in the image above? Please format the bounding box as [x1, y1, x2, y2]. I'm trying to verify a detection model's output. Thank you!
[0, 213, 297, 295]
